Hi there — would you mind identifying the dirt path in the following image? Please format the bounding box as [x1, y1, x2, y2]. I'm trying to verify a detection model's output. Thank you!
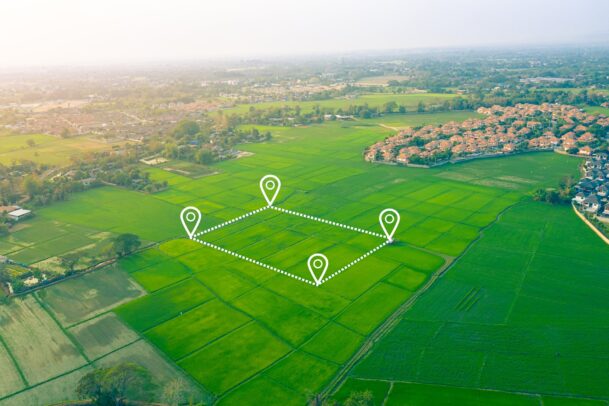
[378, 123, 400, 131]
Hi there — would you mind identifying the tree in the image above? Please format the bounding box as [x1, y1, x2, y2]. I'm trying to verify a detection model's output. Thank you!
[164, 143, 179, 159]
[0, 267, 10, 284]
[0, 267, 9, 304]
[26, 139, 36, 148]
[112, 234, 141, 257]
[23, 176, 41, 198]
[195, 148, 214, 165]
[59, 253, 80, 272]
[0, 222, 9, 237]
[344, 390, 374, 406]
[567, 147, 579, 155]
[306, 393, 336, 406]
[76, 362, 154, 406]
[383, 101, 397, 113]
[161, 379, 188, 406]
[533, 188, 569, 205]
[173, 120, 200, 138]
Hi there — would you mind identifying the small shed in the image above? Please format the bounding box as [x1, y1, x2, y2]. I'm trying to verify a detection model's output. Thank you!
[7, 208, 32, 222]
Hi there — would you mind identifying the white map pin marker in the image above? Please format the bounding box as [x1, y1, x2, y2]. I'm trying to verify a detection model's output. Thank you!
[260, 174, 281, 206]
[379, 208, 400, 242]
[180, 206, 202, 239]
[308, 253, 328, 286]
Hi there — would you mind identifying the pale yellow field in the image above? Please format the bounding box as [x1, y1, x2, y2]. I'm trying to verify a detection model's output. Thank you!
[0, 133, 122, 166]
[0, 296, 87, 385]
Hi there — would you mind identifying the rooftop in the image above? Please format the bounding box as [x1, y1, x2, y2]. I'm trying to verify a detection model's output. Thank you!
[8, 208, 31, 217]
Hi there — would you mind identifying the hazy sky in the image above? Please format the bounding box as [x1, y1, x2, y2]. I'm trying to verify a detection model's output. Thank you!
[1, 0, 608, 67]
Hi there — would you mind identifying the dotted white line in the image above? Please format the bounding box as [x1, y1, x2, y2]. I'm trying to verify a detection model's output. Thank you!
[270, 206, 386, 239]
[319, 241, 390, 284]
[193, 206, 270, 237]
[188, 203, 392, 287]
[192, 237, 316, 286]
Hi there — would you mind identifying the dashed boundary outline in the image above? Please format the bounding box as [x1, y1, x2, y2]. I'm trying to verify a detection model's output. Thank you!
[189, 204, 390, 287]
[193, 237, 316, 285]
[321, 240, 389, 284]
[193, 206, 270, 237]
[270, 206, 386, 239]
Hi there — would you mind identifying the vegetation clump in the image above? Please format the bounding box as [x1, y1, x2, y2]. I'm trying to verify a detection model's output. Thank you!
[76, 362, 155, 405]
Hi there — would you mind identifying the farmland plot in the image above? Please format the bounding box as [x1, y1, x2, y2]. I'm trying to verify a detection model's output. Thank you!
[68, 313, 140, 360]
[95, 340, 208, 404]
[349, 202, 609, 401]
[0, 367, 93, 406]
[37, 266, 145, 326]
[0, 296, 87, 385]
[0, 342, 24, 397]
[0, 264, 206, 405]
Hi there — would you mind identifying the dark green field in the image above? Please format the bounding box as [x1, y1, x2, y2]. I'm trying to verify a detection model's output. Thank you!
[344, 202, 609, 403]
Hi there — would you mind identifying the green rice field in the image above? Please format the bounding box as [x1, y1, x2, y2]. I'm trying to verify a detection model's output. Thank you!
[332, 378, 606, 405]
[0, 112, 593, 405]
[343, 202, 609, 403]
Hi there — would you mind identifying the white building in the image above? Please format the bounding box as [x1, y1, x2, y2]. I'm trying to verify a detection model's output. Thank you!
[7, 208, 32, 221]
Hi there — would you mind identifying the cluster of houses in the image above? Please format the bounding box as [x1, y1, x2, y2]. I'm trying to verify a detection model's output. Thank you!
[572, 153, 609, 218]
[365, 103, 609, 166]
[2, 96, 222, 141]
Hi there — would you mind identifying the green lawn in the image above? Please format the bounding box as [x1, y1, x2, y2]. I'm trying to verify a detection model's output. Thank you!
[584, 105, 609, 115]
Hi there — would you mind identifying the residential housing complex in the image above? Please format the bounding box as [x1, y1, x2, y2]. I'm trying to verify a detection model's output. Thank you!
[573, 153, 609, 218]
[365, 103, 609, 166]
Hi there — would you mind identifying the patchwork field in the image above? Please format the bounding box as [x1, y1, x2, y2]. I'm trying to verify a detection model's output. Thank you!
[0, 115, 586, 405]
[344, 202, 609, 402]
[0, 295, 86, 385]
[37, 266, 146, 326]
[109, 123, 577, 403]
[0, 268, 207, 405]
